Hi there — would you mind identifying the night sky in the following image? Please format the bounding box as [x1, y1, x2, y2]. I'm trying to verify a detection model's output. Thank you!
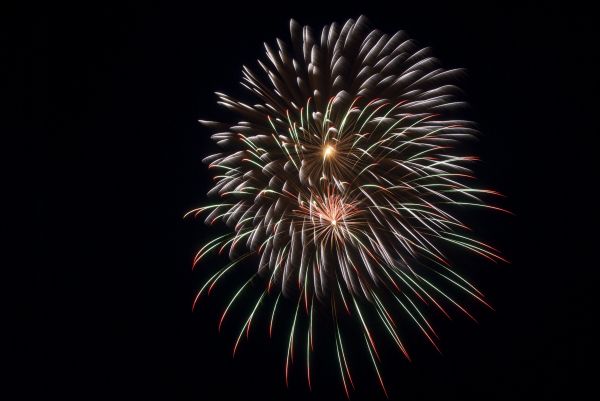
[17, 1, 595, 399]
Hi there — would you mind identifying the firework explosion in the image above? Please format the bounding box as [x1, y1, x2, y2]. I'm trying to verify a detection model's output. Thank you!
[188, 15, 507, 397]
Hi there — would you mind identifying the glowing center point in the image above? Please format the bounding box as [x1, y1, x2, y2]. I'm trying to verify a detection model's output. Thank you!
[331, 219, 337, 226]
[323, 144, 335, 158]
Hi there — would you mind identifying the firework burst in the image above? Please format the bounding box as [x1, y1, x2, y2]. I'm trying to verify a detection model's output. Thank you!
[187, 15, 507, 397]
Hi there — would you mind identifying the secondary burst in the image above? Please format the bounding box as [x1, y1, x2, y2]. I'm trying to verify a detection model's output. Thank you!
[187, 15, 507, 397]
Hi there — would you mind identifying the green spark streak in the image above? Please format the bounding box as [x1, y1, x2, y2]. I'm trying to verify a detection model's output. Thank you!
[356, 103, 389, 140]
[195, 253, 252, 295]
[338, 98, 360, 135]
[371, 103, 402, 135]
[403, 293, 438, 337]
[431, 269, 490, 307]
[335, 335, 350, 398]
[383, 119, 446, 157]
[306, 299, 314, 389]
[322, 99, 335, 137]
[363, 333, 388, 398]
[415, 273, 476, 320]
[233, 291, 266, 356]
[285, 290, 303, 385]
[373, 298, 402, 347]
[336, 278, 350, 312]
[219, 274, 256, 330]
[393, 294, 439, 351]
[243, 158, 266, 170]
[193, 233, 231, 264]
[239, 135, 259, 151]
[352, 298, 379, 360]
[269, 293, 282, 337]
[435, 234, 501, 261]
[337, 327, 353, 389]
[391, 268, 450, 317]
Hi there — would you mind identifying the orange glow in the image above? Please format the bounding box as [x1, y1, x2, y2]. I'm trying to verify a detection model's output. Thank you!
[323, 144, 335, 158]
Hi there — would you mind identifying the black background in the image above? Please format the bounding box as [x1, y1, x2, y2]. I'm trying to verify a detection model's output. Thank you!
[15, 1, 596, 399]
